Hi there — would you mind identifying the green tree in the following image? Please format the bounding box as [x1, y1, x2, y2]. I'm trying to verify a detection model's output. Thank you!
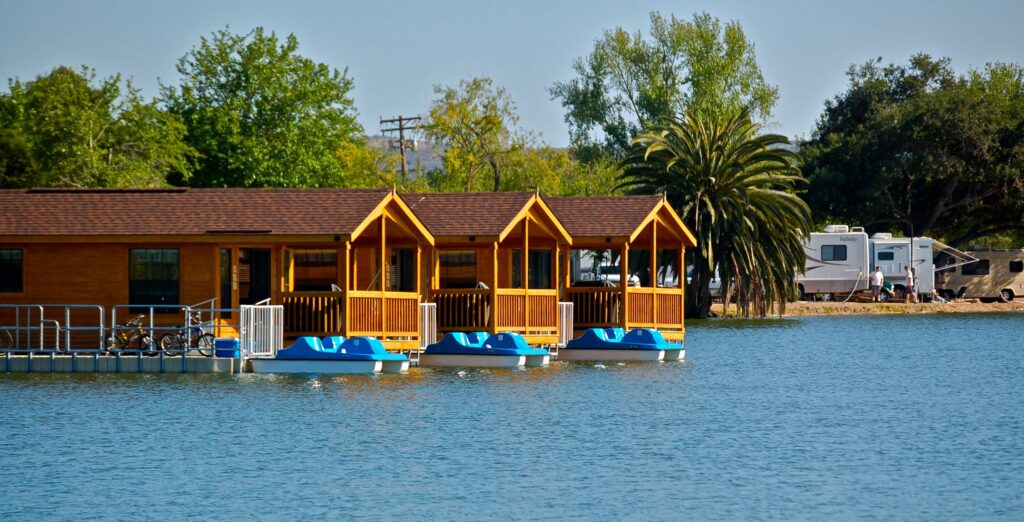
[620, 110, 811, 318]
[551, 12, 778, 160]
[421, 77, 526, 192]
[0, 66, 191, 188]
[802, 54, 1024, 246]
[162, 27, 363, 187]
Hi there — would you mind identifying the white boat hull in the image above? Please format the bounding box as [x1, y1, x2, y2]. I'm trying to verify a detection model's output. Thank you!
[381, 360, 411, 374]
[419, 354, 527, 368]
[250, 359, 383, 374]
[662, 349, 686, 362]
[525, 354, 550, 367]
[558, 349, 665, 362]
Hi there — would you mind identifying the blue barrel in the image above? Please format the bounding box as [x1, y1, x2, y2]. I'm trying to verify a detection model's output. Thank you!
[214, 338, 240, 358]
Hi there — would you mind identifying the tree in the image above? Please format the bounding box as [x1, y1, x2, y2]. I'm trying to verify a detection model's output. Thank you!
[802, 54, 1024, 246]
[551, 12, 778, 160]
[421, 77, 526, 192]
[620, 110, 812, 318]
[162, 27, 363, 187]
[0, 66, 192, 188]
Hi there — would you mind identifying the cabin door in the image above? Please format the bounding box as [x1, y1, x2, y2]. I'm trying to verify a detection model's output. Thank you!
[239, 248, 272, 305]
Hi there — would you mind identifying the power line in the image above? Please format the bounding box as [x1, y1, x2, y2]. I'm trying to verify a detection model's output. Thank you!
[380, 115, 421, 182]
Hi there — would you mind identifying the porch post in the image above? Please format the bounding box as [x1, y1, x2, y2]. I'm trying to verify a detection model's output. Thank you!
[554, 243, 560, 301]
[562, 244, 571, 292]
[380, 214, 387, 339]
[678, 243, 685, 327]
[651, 220, 658, 329]
[523, 219, 529, 333]
[491, 242, 499, 334]
[621, 243, 629, 330]
[416, 244, 422, 343]
[342, 241, 351, 338]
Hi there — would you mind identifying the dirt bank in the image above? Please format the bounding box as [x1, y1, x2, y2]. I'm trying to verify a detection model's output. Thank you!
[711, 300, 1024, 317]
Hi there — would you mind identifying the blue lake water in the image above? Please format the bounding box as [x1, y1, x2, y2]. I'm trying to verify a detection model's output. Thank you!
[2, 314, 1023, 520]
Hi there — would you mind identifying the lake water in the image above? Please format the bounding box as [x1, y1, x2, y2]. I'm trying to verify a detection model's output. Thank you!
[2, 314, 1023, 520]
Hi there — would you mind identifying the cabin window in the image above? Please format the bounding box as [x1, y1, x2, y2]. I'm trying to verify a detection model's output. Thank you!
[512, 249, 552, 289]
[129, 249, 179, 313]
[962, 260, 990, 276]
[292, 249, 338, 291]
[0, 249, 23, 293]
[1010, 260, 1023, 273]
[440, 250, 477, 288]
[877, 252, 895, 261]
[822, 245, 847, 261]
[390, 248, 416, 292]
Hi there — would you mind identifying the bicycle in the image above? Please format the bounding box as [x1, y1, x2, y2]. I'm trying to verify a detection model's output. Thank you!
[106, 314, 155, 354]
[158, 312, 215, 357]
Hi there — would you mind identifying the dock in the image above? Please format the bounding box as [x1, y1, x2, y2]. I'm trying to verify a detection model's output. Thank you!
[3, 353, 239, 374]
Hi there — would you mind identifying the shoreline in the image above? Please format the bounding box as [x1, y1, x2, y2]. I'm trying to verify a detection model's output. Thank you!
[710, 300, 1024, 317]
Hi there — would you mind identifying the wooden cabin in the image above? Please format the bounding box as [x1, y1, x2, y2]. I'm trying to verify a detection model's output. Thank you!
[404, 192, 572, 345]
[0, 188, 434, 350]
[547, 195, 696, 341]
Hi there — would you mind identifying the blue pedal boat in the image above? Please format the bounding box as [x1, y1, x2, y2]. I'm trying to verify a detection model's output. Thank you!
[250, 336, 410, 374]
[420, 332, 550, 368]
[560, 328, 685, 362]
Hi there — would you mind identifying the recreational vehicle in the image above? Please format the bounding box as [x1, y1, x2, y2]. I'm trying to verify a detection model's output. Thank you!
[937, 248, 1024, 302]
[797, 225, 975, 301]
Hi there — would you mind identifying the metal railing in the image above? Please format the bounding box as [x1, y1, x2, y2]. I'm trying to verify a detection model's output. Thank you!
[109, 302, 221, 355]
[240, 304, 284, 360]
[419, 302, 437, 349]
[558, 302, 574, 348]
[0, 304, 106, 353]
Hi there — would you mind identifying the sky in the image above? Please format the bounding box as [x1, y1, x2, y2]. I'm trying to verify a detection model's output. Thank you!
[2, 0, 1023, 145]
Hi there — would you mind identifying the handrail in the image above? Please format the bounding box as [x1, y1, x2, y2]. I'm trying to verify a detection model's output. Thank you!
[0, 304, 105, 353]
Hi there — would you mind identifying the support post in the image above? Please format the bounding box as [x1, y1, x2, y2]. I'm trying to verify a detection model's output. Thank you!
[621, 244, 629, 330]
[380, 214, 387, 339]
[523, 219, 529, 333]
[679, 244, 686, 328]
[343, 241, 351, 338]
[491, 242, 499, 334]
[651, 220, 658, 329]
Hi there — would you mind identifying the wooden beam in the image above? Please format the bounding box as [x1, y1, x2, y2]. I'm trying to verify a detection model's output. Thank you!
[343, 241, 351, 338]
[380, 214, 387, 339]
[651, 219, 658, 329]
[491, 242, 499, 333]
[554, 243, 560, 301]
[562, 245, 572, 292]
[523, 218, 530, 331]
[679, 244, 685, 328]
[620, 243, 629, 329]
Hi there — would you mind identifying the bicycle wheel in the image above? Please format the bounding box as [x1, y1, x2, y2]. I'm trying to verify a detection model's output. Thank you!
[139, 335, 157, 356]
[159, 333, 184, 357]
[0, 329, 13, 350]
[195, 334, 215, 357]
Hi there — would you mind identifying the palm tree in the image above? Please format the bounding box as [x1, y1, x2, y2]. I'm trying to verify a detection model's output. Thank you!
[618, 109, 812, 317]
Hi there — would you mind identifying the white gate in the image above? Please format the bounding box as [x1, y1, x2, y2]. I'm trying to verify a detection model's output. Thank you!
[558, 302, 574, 347]
[240, 304, 283, 359]
[419, 302, 437, 349]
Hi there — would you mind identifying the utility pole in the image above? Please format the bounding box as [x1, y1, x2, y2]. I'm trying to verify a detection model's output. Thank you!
[380, 115, 421, 183]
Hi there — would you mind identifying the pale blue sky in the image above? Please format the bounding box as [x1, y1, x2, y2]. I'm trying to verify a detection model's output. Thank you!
[2, 0, 1023, 144]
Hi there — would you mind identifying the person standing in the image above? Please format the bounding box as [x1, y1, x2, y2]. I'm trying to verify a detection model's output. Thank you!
[871, 266, 884, 302]
[905, 265, 918, 303]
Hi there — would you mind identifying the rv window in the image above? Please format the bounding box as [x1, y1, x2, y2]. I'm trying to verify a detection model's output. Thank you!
[0, 249, 23, 293]
[129, 249, 180, 313]
[1010, 260, 1023, 273]
[821, 245, 847, 261]
[877, 252, 895, 261]
[962, 260, 990, 276]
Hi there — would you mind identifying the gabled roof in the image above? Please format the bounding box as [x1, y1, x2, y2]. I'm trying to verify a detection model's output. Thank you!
[402, 191, 570, 243]
[0, 188, 395, 237]
[547, 195, 696, 246]
[403, 191, 533, 237]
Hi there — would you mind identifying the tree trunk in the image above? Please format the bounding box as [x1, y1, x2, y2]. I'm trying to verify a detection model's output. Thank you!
[490, 159, 500, 192]
[686, 255, 713, 319]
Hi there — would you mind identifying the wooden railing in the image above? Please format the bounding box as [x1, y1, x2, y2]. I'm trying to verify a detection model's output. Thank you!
[565, 286, 684, 332]
[566, 287, 623, 328]
[434, 289, 490, 331]
[281, 291, 344, 337]
[348, 290, 420, 338]
[496, 289, 557, 334]
[280, 290, 420, 339]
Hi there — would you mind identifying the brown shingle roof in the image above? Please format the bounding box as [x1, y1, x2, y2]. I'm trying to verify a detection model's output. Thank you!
[546, 195, 663, 237]
[402, 192, 534, 236]
[0, 188, 391, 236]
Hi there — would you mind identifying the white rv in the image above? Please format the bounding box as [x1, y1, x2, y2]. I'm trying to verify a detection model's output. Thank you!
[797, 226, 976, 301]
